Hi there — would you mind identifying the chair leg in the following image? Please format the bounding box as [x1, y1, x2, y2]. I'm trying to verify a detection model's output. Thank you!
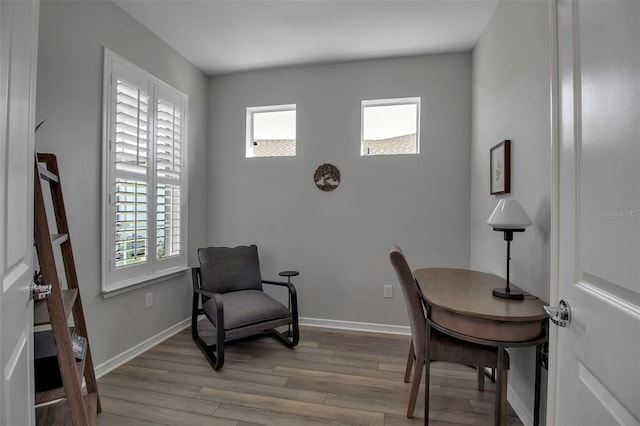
[191, 323, 224, 370]
[477, 367, 485, 391]
[404, 340, 415, 383]
[272, 329, 296, 347]
[191, 292, 200, 341]
[191, 299, 224, 370]
[191, 272, 225, 370]
[423, 354, 431, 426]
[407, 354, 424, 418]
[424, 325, 432, 426]
[271, 317, 299, 348]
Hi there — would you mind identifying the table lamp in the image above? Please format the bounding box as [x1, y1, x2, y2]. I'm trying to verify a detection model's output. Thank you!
[487, 199, 532, 300]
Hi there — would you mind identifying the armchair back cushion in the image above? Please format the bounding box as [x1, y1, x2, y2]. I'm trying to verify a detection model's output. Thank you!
[198, 245, 263, 294]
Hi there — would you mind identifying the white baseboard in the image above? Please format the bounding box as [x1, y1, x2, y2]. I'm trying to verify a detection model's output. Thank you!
[300, 317, 410, 335]
[93, 317, 191, 379]
[508, 385, 533, 426]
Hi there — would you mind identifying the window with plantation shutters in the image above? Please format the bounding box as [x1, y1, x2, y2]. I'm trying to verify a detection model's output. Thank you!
[102, 49, 188, 293]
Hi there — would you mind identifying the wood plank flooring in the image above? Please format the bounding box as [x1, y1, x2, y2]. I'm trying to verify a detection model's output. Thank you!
[96, 323, 524, 426]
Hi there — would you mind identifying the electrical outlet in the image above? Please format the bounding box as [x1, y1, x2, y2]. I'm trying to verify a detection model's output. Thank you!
[384, 284, 393, 298]
[145, 292, 153, 308]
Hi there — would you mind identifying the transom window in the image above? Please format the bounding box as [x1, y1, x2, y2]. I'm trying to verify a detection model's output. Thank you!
[361, 97, 421, 156]
[246, 104, 296, 157]
[102, 49, 188, 293]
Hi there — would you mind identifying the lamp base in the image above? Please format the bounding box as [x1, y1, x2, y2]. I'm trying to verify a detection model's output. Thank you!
[492, 287, 524, 300]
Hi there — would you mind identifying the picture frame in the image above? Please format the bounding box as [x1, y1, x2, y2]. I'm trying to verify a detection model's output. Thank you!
[490, 140, 510, 195]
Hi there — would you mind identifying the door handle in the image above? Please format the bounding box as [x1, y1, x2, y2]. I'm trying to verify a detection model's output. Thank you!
[543, 299, 571, 327]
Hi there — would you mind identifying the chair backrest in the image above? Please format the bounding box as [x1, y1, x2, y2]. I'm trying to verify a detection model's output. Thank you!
[389, 245, 426, 355]
[198, 245, 263, 294]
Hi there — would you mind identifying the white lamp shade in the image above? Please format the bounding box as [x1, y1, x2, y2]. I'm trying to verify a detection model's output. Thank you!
[487, 199, 532, 229]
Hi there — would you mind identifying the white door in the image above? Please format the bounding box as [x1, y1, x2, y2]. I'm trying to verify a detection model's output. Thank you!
[549, 0, 640, 425]
[0, 0, 39, 425]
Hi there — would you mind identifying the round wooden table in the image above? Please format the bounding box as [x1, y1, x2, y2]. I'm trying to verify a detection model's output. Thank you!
[413, 268, 548, 426]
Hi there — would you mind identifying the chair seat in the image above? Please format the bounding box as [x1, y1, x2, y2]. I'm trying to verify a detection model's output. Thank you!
[203, 289, 291, 331]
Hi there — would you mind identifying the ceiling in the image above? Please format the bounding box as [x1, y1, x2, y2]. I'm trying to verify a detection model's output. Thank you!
[112, 0, 499, 76]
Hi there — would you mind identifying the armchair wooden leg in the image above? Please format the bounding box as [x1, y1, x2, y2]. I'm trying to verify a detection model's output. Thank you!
[478, 367, 485, 391]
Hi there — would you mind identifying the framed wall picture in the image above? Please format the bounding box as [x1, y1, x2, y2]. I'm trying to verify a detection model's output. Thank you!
[490, 140, 511, 195]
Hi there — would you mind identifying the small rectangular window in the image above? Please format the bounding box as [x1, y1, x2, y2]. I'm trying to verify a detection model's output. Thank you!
[246, 104, 296, 157]
[361, 97, 420, 156]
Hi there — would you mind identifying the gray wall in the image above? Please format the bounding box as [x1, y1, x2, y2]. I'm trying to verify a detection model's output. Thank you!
[471, 1, 550, 423]
[208, 54, 472, 326]
[35, 1, 209, 366]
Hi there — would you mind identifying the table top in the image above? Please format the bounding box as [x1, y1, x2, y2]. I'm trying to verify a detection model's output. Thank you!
[413, 268, 547, 322]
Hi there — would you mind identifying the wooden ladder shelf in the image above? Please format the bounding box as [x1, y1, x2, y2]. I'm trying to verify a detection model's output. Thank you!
[33, 153, 100, 425]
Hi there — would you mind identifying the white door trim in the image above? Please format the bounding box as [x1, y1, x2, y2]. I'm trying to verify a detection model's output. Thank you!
[547, 0, 560, 423]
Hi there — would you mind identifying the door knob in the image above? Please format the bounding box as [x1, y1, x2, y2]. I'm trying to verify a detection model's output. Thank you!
[543, 300, 571, 327]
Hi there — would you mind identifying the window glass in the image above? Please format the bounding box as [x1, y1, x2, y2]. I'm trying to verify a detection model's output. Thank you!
[361, 98, 420, 156]
[246, 105, 296, 157]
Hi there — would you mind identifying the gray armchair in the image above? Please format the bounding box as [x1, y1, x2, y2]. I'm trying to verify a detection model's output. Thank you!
[191, 245, 299, 370]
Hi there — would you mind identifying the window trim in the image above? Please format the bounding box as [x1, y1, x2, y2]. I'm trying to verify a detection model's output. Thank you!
[360, 97, 421, 156]
[101, 48, 189, 294]
[245, 104, 296, 158]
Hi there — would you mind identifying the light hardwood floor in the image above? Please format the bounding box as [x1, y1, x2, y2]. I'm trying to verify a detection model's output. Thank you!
[96, 323, 524, 426]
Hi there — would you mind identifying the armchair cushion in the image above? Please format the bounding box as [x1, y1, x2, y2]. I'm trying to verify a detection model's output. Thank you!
[198, 245, 263, 294]
[203, 289, 291, 330]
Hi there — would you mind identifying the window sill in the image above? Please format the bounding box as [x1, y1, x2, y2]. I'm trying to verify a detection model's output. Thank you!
[101, 266, 190, 299]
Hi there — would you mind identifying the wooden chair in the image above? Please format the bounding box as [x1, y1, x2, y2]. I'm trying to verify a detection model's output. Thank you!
[389, 245, 509, 422]
[192, 245, 299, 370]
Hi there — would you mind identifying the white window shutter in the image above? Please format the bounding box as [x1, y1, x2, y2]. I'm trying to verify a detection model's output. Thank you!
[155, 96, 184, 259]
[102, 48, 188, 293]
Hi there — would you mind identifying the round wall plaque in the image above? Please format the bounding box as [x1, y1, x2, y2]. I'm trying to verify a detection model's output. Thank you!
[314, 163, 340, 191]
